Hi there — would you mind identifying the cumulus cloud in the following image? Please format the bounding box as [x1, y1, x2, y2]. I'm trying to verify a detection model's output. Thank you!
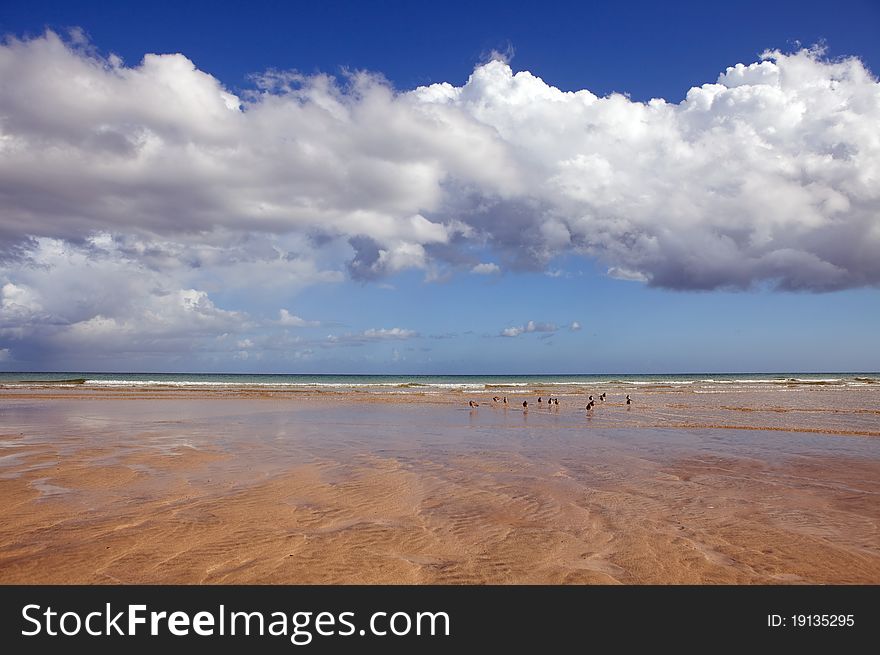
[0, 236, 251, 366]
[570, 321, 581, 331]
[471, 262, 501, 275]
[415, 50, 880, 291]
[2, 31, 879, 364]
[1, 31, 877, 296]
[499, 321, 557, 337]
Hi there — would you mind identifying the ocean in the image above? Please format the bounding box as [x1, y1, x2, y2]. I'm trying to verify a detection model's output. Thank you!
[1, 372, 877, 393]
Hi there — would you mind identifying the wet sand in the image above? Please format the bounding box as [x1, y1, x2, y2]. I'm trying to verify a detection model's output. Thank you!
[0, 385, 878, 583]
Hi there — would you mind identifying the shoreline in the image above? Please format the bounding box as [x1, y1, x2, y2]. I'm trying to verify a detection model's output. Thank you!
[3, 384, 878, 436]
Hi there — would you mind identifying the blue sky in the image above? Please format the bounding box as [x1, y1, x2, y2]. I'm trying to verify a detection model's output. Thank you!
[0, 0, 878, 373]
[4, 0, 879, 97]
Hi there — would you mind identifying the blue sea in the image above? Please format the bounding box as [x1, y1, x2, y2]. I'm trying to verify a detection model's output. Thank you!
[1, 372, 877, 392]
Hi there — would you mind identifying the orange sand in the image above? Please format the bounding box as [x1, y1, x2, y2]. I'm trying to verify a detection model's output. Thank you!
[0, 385, 878, 583]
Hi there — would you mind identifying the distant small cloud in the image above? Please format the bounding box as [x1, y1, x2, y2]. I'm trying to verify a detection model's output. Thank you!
[324, 326, 419, 347]
[500, 320, 557, 337]
[607, 267, 648, 282]
[570, 321, 582, 331]
[363, 327, 417, 339]
[471, 262, 500, 275]
[278, 309, 320, 327]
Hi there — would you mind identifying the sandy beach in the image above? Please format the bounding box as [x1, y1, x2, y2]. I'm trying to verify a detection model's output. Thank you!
[1, 382, 878, 584]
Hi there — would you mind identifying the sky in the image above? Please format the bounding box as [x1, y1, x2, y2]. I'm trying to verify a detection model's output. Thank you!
[0, 0, 878, 374]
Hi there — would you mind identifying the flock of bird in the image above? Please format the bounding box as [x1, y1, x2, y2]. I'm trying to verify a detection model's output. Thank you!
[468, 392, 632, 412]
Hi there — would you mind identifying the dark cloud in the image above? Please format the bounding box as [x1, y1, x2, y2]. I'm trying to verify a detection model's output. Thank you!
[346, 236, 385, 281]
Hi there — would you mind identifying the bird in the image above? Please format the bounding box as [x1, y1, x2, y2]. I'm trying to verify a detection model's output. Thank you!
[554, 398, 559, 405]
[625, 394, 632, 405]
[588, 395, 594, 402]
[600, 393, 606, 401]
[503, 396, 508, 405]
[468, 400, 480, 408]
[586, 400, 595, 411]
[538, 397, 542, 404]
[493, 396, 500, 402]
[522, 400, 528, 409]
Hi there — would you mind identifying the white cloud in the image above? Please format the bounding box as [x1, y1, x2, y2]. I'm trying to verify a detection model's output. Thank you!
[0, 33, 876, 294]
[323, 327, 419, 347]
[607, 267, 649, 283]
[277, 309, 320, 327]
[570, 321, 581, 331]
[0, 237, 251, 365]
[413, 50, 880, 290]
[471, 262, 500, 275]
[482, 43, 516, 66]
[499, 320, 557, 337]
[362, 327, 417, 340]
[56, 288, 246, 349]
[0, 282, 45, 326]
[0, 32, 879, 368]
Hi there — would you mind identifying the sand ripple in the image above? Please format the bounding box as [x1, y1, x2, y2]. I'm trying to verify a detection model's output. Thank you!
[0, 388, 878, 584]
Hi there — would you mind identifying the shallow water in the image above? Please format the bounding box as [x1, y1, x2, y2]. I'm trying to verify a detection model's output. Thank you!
[0, 390, 878, 584]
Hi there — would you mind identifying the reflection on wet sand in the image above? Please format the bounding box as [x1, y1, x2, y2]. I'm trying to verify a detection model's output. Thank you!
[0, 386, 878, 584]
